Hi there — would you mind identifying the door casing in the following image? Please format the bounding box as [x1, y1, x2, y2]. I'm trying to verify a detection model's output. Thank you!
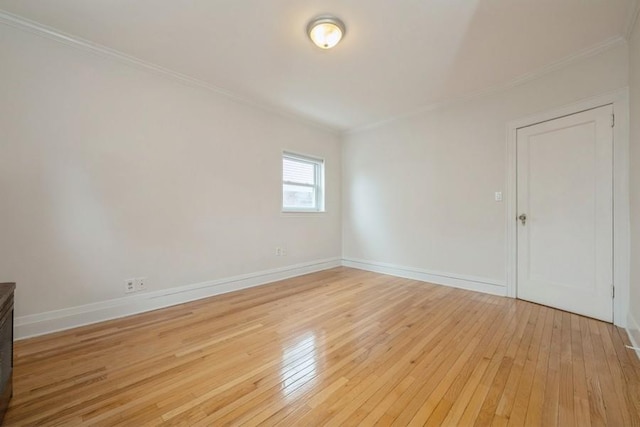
[506, 88, 630, 327]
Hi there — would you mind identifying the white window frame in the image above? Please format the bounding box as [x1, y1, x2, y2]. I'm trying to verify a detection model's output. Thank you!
[282, 151, 325, 213]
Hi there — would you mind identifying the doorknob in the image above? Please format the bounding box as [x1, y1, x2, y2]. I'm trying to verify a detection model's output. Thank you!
[518, 213, 527, 225]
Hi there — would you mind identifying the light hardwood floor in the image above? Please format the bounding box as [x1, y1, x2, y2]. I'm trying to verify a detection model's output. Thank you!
[6, 267, 640, 426]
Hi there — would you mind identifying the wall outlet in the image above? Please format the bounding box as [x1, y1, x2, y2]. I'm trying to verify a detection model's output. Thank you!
[136, 277, 147, 292]
[275, 247, 283, 256]
[125, 279, 136, 294]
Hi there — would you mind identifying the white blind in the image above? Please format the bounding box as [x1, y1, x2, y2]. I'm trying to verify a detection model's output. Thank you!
[283, 157, 316, 185]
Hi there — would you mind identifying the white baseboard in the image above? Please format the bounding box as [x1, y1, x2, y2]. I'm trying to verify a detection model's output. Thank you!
[15, 257, 341, 340]
[627, 312, 640, 361]
[341, 258, 507, 297]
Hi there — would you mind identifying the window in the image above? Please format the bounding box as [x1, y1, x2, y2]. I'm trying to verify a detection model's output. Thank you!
[282, 152, 324, 212]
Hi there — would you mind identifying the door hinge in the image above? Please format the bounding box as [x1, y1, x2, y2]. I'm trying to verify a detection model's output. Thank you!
[612, 285, 615, 298]
[611, 114, 615, 128]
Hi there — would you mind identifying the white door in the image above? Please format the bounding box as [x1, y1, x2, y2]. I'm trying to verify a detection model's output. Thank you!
[516, 105, 613, 322]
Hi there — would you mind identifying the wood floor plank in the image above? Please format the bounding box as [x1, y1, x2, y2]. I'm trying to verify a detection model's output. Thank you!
[579, 317, 607, 427]
[570, 313, 591, 427]
[557, 311, 576, 426]
[504, 305, 549, 427]
[418, 294, 517, 426]
[522, 306, 554, 426]
[597, 321, 637, 426]
[272, 287, 473, 426]
[4, 267, 640, 426]
[387, 296, 498, 426]
[473, 301, 534, 426]
[490, 303, 542, 426]
[318, 291, 457, 423]
[192, 283, 426, 425]
[315, 291, 485, 426]
[609, 327, 640, 424]
[540, 309, 563, 426]
[452, 307, 520, 426]
[588, 316, 627, 426]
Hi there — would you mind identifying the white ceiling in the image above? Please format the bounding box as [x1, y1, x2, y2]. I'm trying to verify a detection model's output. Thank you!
[0, 0, 636, 132]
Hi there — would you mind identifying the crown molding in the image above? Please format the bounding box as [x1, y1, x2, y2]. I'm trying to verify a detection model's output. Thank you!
[346, 36, 627, 135]
[624, 0, 640, 40]
[0, 9, 631, 138]
[0, 10, 341, 136]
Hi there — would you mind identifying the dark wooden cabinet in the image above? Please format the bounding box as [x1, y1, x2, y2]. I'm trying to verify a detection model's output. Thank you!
[0, 284, 14, 425]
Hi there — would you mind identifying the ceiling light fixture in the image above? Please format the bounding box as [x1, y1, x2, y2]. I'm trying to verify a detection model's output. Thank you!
[307, 16, 346, 49]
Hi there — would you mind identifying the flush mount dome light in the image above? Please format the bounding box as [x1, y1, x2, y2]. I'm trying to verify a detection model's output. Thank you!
[307, 16, 345, 49]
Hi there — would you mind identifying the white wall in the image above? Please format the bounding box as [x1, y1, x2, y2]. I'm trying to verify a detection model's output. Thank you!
[629, 19, 640, 346]
[0, 24, 341, 327]
[343, 44, 629, 295]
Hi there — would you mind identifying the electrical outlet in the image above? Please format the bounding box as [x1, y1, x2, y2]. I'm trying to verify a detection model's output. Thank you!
[136, 277, 147, 292]
[125, 279, 136, 294]
[275, 247, 282, 256]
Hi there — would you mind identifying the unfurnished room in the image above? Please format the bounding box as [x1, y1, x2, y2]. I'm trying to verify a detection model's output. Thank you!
[1, 1, 640, 425]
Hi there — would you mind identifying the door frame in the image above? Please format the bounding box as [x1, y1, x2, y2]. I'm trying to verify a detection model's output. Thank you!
[506, 88, 630, 327]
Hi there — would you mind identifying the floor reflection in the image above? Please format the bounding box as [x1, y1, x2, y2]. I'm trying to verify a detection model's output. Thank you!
[279, 332, 318, 401]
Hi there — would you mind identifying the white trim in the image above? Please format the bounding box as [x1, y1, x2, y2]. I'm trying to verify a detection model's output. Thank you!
[0, 9, 629, 137]
[506, 123, 518, 299]
[341, 258, 507, 297]
[279, 211, 328, 217]
[625, 0, 640, 40]
[627, 312, 640, 361]
[347, 37, 627, 135]
[0, 10, 339, 136]
[506, 88, 630, 327]
[15, 257, 341, 340]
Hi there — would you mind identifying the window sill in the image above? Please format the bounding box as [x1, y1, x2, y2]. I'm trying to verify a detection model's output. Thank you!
[281, 210, 327, 217]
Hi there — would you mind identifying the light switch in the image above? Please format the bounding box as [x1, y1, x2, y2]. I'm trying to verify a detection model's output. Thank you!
[495, 191, 503, 202]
